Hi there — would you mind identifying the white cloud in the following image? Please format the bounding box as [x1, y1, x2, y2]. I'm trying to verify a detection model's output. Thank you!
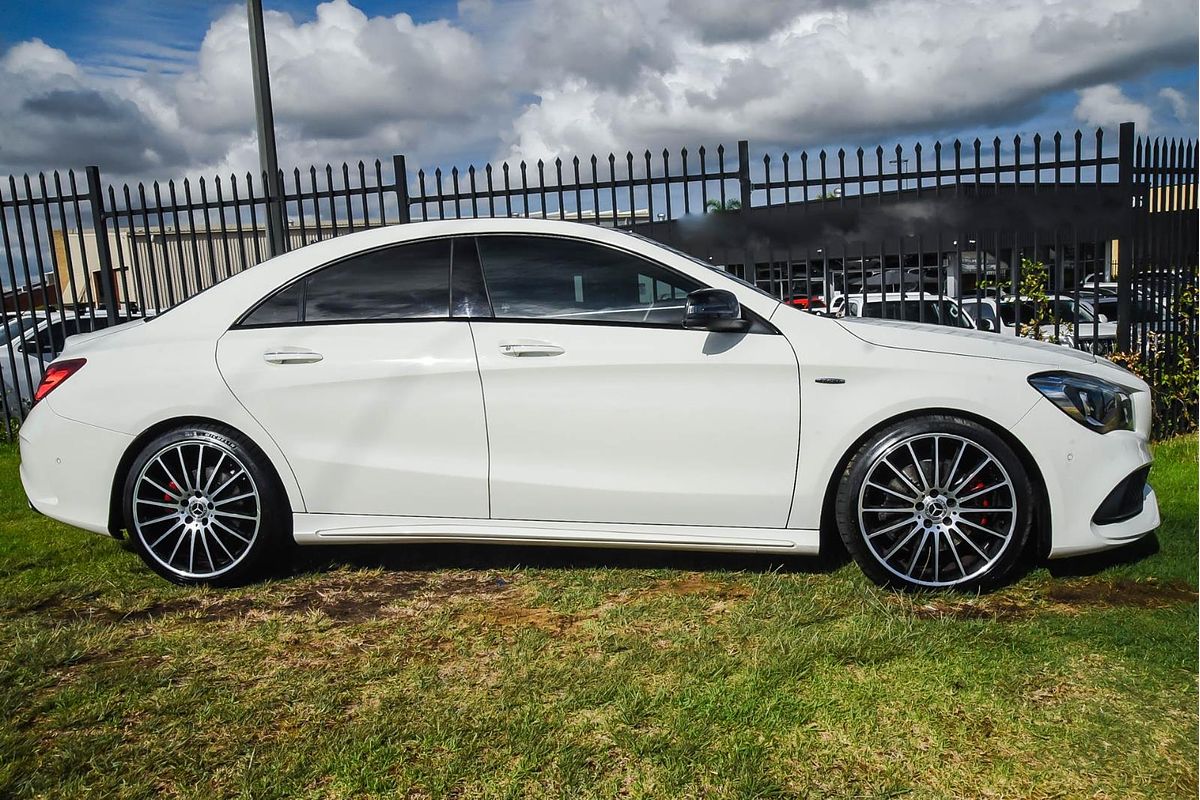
[1158, 87, 1191, 122]
[503, 0, 1197, 163]
[0, 0, 1195, 184]
[1073, 84, 1153, 131]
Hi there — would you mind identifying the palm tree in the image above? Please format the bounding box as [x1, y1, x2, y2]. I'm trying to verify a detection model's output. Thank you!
[705, 199, 742, 213]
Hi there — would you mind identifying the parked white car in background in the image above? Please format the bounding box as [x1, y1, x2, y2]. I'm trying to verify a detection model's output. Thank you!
[961, 295, 1118, 355]
[2, 310, 144, 416]
[18, 219, 1158, 591]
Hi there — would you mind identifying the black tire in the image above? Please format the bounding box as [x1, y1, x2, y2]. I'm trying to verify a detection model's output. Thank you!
[835, 414, 1034, 592]
[122, 423, 290, 586]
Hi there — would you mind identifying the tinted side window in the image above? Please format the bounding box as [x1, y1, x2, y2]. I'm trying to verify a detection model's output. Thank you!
[477, 235, 702, 325]
[244, 281, 303, 326]
[240, 239, 452, 326]
[306, 239, 450, 322]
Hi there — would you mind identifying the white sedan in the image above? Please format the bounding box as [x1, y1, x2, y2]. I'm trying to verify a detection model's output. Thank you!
[18, 219, 1159, 591]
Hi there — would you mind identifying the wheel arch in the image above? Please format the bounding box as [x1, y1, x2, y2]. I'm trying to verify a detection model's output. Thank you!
[107, 416, 293, 537]
[819, 407, 1051, 560]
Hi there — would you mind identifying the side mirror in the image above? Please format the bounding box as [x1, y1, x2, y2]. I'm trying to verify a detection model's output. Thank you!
[683, 288, 750, 333]
[978, 318, 996, 332]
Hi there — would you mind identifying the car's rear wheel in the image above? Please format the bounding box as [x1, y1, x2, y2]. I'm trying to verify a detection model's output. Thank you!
[835, 415, 1034, 592]
[123, 424, 288, 585]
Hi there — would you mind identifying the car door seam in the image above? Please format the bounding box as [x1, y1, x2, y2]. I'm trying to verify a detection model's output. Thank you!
[466, 320, 493, 519]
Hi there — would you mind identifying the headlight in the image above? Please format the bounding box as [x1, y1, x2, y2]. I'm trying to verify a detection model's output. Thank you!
[1028, 372, 1134, 434]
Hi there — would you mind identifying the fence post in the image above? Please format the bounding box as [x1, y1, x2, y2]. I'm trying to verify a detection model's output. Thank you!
[735, 141, 755, 283]
[393, 155, 411, 224]
[85, 166, 120, 327]
[1116, 121, 1136, 352]
[737, 140, 752, 210]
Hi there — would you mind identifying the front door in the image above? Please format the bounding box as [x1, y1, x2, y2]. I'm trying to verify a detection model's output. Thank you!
[468, 234, 800, 528]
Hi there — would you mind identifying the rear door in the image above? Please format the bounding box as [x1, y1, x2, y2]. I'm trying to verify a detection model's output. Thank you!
[467, 234, 801, 528]
[216, 237, 490, 518]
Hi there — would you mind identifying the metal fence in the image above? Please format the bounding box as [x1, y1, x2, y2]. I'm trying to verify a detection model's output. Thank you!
[1, 121, 1196, 438]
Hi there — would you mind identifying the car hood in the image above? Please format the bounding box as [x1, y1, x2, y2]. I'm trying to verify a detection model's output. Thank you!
[836, 317, 1098, 366]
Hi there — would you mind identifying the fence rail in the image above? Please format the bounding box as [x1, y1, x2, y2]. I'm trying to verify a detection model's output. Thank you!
[1, 120, 1196, 439]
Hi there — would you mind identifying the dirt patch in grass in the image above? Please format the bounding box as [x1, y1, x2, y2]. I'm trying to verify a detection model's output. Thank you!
[648, 574, 754, 600]
[901, 577, 1197, 621]
[19, 571, 515, 625]
[464, 572, 755, 635]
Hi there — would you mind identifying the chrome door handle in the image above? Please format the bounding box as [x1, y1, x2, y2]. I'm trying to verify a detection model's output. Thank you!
[498, 341, 565, 357]
[263, 350, 323, 365]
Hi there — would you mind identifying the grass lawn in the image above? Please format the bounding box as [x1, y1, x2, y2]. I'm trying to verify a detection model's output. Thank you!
[0, 436, 1195, 799]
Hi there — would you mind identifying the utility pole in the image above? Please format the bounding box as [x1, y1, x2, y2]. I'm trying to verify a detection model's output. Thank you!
[247, 0, 286, 257]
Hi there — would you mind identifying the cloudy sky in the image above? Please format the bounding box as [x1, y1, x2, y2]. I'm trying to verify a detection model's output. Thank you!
[0, 0, 1196, 185]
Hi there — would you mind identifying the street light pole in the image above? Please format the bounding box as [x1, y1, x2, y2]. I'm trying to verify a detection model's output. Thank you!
[247, 0, 286, 258]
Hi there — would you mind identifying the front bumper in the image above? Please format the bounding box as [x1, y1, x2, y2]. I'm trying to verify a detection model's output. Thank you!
[19, 401, 132, 536]
[1012, 394, 1159, 558]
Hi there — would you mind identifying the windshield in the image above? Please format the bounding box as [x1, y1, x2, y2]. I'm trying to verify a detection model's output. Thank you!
[623, 231, 787, 305]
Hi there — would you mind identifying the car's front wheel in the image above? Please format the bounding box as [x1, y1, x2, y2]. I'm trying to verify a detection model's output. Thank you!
[123, 424, 289, 585]
[835, 415, 1034, 592]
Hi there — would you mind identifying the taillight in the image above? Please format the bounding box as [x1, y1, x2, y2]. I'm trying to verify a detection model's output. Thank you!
[33, 358, 86, 405]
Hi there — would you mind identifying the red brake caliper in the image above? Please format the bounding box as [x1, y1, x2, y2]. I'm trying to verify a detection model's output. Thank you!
[972, 480, 990, 526]
[164, 480, 180, 502]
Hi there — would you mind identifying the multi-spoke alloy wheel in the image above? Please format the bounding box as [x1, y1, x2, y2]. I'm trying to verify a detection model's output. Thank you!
[837, 416, 1033, 591]
[124, 426, 286, 585]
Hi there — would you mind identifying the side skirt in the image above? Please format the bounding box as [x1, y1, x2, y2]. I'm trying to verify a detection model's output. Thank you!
[293, 513, 820, 555]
